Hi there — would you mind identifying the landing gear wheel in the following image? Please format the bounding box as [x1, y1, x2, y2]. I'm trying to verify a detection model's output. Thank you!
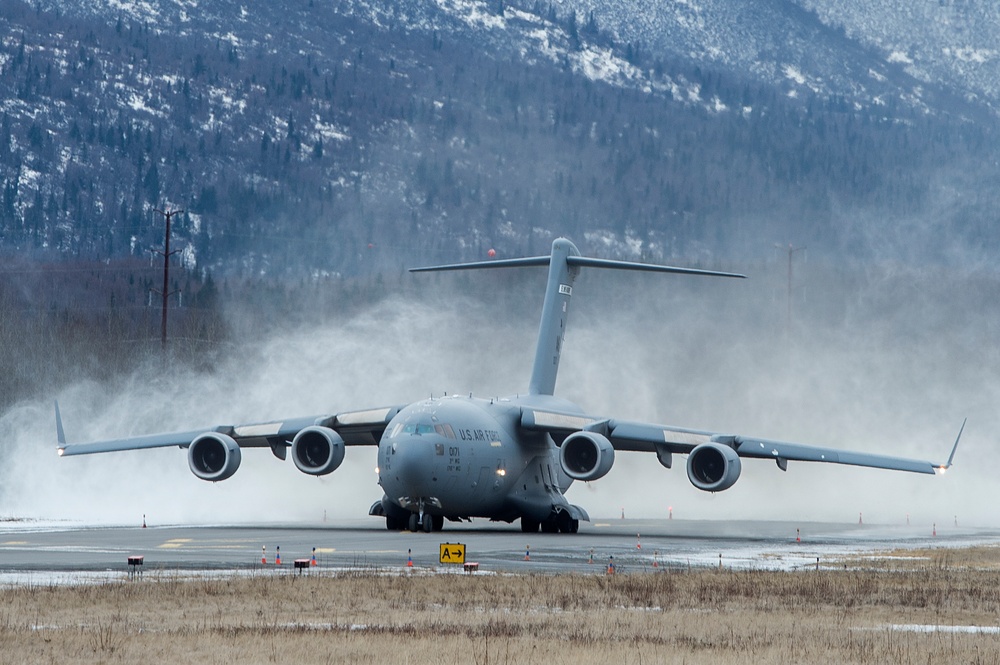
[541, 520, 558, 533]
[432, 515, 444, 532]
[557, 512, 578, 533]
[408, 513, 420, 532]
[422, 515, 434, 533]
[386, 515, 403, 531]
[521, 518, 540, 533]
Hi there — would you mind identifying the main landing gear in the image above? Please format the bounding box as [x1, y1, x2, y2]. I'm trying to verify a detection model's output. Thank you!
[521, 513, 578, 533]
[391, 513, 443, 532]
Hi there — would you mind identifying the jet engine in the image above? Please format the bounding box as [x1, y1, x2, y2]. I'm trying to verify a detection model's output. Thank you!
[559, 431, 615, 481]
[686, 442, 741, 492]
[291, 426, 345, 476]
[188, 433, 242, 482]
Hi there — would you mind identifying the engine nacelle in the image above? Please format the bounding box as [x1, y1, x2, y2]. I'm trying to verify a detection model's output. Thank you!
[188, 433, 242, 482]
[291, 426, 345, 476]
[559, 431, 615, 481]
[686, 442, 742, 492]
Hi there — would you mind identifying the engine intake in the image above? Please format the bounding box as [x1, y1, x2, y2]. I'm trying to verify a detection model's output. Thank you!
[291, 426, 345, 476]
[188, 433, 242, 482]
[559, 431, 615, 481]
[686, 442, 741, 492]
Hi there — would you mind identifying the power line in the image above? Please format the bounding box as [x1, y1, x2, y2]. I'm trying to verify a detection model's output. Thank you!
[774, 243, 806, 333]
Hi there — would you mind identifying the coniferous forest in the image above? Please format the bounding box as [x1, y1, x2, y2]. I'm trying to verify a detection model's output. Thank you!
[1, 0, 998, 409]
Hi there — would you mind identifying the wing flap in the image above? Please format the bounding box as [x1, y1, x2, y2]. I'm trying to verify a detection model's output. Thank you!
[520, 408, 597, 435]
[320, 406, 404, 446]
[606, 420, 712, 453]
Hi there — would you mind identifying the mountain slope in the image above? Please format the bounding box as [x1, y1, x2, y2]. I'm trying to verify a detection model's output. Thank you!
[549, 0, 1000, 116]
[0, 0, 996, 279]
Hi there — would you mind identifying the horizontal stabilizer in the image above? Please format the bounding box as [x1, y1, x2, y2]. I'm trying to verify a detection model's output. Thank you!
[567, 256, 745, 279]
[410, 256, 550, 272]
[411, 254, 745, 279]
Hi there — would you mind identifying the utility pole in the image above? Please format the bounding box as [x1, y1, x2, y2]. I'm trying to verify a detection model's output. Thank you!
[774, 243, 805, 333]
[153, 208, 183, 352]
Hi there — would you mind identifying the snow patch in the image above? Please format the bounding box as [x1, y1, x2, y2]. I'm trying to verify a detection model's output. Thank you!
[104, 0, 161, 22]
[314, 118, 350, 143]
[208, 86, 246, 114]
[944, 47, 996, 65]
[181, 242, 197, 270]
[783, 64, 806, 85]
[888, 50, 913, 65]
[434, 0, 506, 30]
[882, 624, 1000, 635]
[127, 91, 165, 118]
[213, 32, 242, 47]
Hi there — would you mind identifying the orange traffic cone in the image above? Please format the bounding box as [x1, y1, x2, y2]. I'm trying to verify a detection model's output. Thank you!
[311, 547, 317, 567]
[607, 555, 615, 575]
[407, 548, 414, 567]
[275, 546, 282, 566]
[636, 533, 641, 550]
[261, 546, 267, 565]
[524, 545, 530, 561]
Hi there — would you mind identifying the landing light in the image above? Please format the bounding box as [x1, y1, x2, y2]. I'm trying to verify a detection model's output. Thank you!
[375, 466, 380, 474]
[496, 469, 506, 477]
[935, 466, 947, 475]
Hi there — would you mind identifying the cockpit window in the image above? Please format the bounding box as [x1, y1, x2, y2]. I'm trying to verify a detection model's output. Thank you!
[389, 422, 457, 439]
[435, 424, 456, 439]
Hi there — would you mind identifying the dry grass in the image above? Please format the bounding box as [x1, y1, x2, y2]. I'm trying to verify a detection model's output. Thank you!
[3, 550, 1000, 664]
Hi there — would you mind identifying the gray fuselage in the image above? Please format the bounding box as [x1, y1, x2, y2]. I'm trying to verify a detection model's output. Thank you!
[377, 395, 578, 522]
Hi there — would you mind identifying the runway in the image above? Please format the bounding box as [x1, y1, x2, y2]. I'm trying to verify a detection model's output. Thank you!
[1, 518, 998, 583]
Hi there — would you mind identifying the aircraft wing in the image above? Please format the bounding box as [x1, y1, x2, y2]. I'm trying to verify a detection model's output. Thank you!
[56, 404, 405, 458]
[521, 408, 962, 475]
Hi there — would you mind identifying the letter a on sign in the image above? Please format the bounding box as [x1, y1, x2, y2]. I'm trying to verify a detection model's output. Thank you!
[439, 543, 466, 564]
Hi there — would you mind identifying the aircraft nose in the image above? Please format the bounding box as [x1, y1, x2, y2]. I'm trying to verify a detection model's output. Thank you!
[389, 438, 436, 493]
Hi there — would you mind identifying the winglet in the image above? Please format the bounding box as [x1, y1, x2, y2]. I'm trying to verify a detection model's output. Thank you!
[937, 418, 965, 473]
[55, 400, 67, 451]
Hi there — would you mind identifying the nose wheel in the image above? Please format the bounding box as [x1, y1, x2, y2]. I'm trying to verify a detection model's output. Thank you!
[408, 512, 444, 532]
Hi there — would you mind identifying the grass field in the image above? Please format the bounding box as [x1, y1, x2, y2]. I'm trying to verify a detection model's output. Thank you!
[3, 547, 1000, 664]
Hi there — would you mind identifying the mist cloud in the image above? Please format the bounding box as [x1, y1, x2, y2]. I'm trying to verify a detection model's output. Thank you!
[2, 260, 997, 528]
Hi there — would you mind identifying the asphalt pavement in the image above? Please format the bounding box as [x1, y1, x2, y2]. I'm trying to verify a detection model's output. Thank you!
[2, 517, 997, 583]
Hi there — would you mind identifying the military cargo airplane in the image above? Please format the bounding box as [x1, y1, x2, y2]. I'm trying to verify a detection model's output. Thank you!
[56, 238, 962, 533]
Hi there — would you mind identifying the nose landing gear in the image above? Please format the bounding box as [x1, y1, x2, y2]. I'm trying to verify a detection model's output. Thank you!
[408, 508, 444, 532]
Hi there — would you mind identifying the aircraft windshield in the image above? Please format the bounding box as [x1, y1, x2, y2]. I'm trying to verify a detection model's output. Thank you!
[389, 422, 456, 439]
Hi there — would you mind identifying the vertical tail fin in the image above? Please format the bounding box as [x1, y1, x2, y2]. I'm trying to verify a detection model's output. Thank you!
[528, 239, 578, 395]
[411, 238, 744, 397]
